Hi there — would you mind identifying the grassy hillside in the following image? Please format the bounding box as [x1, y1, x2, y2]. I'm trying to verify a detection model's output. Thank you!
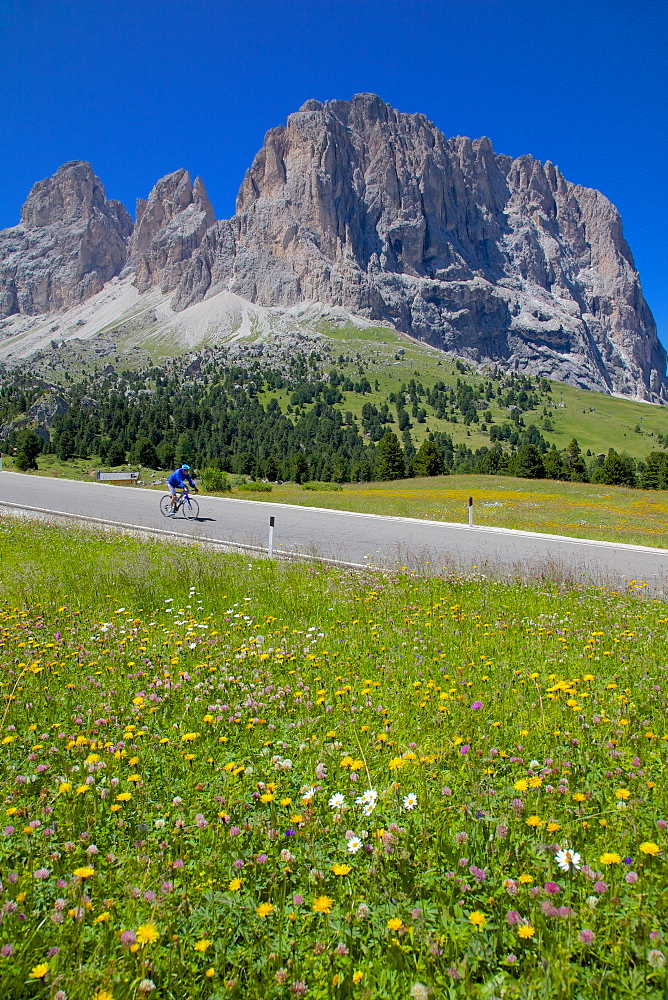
[1, 518, 667, 999]
[4, 321, 668, 466]
[315, 322, 668, 459]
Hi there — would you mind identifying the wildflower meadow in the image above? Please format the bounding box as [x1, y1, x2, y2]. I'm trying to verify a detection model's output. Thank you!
[1, 518, 668, 999]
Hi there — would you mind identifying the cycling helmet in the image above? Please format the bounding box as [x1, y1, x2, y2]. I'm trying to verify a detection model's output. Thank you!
[181, 464, 190, 470]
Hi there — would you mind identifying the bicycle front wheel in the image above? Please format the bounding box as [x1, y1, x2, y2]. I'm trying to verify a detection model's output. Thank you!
[183, 496, 199, 520]
[160, 495, 173, 517]
[181, 497, 199, 521]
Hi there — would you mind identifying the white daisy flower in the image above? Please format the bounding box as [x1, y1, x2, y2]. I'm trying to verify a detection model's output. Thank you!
[347, 837, 363, 854]
[355, 789, 378, 808]
[301, 786, 317, 803]
[402, 792, 418, 811]
[555, 849, 582, 872]
[362, 801, 376, 816]
[329, 792, 346, 810]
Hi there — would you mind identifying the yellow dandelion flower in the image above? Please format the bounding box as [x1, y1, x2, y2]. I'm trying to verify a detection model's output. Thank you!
[514, 779, 528, 792]
[205, 968, 215, 978]
[94, 991, 114, 1000]
[313, 896, 334, 914]
[387, 917, 403, 931]
[573, 792, 587, 802]
[615, 788, 630, 800]
[332, 863, 352, 876]
[599, 853, 622, 865]
[194, 939, 212, 952]
[29, 963, 49, 979]
[93, 911, 110, 924]
[518, 924, 536, 939]
[115, 792, 132, 802]
[256, 902, 274, 917]
[73, 866, 95, 879]
[518, 874, 533, 884]
[353, 971, 364, 984]
[528, 776, 543, 788]
[228, 878, 242, 891]
[526, 815, 543, 827]
[58, 782, 72, 794]
[136, 923, 159, 944]
[468, 911, 486, 930]
[640, 842, 660, 856]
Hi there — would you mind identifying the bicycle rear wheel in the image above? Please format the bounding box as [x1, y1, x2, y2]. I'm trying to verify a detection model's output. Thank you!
[160, 495, 173, 517]
[182, 496, 199, 519]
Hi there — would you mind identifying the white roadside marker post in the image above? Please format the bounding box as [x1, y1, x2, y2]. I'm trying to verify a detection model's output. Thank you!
[268, 515, 275, 557]
[468, 496, 473, 527]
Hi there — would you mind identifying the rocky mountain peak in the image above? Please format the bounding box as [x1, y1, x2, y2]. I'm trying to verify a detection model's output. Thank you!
[127, 169, 215, 293]
[0, 161, 132, 318]
[20, 160, 131, 232]
[0, 96, 665, 401]
[185, 94, 664, 400]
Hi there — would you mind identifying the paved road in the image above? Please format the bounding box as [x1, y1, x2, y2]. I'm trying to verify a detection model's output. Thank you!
[1, 471, 667, 592]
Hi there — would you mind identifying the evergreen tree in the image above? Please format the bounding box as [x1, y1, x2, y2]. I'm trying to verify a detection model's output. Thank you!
[375, 431, 405, 480]
[106, 442, 126, 466]
[508, 443, 546, 479]
[543, 445, 566, 480]
[592, 449, 636, 487]
[14, 429, 42, 470]
[157, 441, 176, 469]
[402, 429, 416, 473]
[14, 450, 33, 471]
[130, 437, 159, 467]
[474, 445, 508, 475]
[412, 439, 445, 477]
[641, 452, 668, 489]
[564, 438, 589, 482]
[55, 429, 75, 461]
[291, 453, 309, 484]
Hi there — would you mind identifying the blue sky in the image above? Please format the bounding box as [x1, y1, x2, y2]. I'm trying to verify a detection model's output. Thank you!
[1, 0, 666, 346]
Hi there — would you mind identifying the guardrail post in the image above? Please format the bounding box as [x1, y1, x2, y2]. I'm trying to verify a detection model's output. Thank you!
[268, 515, 275, 557]
[468, 496, 473, 527]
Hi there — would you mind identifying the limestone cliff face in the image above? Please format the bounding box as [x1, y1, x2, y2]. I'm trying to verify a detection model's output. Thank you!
[0, 98, 665, 400]
[126, 169, 215, 293]
[172, 94, 666, 399]
[0, 161, 132, 317]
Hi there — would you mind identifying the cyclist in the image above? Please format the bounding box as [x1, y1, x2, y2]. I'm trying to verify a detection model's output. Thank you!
[167, 464, 198, 514]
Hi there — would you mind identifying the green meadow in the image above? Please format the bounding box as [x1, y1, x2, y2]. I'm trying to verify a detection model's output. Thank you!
[1, 516, 668, 999]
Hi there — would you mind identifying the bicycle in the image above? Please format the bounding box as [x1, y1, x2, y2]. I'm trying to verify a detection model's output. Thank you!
[160, 488, 199, 520]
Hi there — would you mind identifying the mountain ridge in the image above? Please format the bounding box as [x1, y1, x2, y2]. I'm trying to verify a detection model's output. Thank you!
[0, 94, 665, 402]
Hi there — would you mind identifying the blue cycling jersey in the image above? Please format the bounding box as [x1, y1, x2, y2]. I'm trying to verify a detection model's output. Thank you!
[167, 468, 195, 490]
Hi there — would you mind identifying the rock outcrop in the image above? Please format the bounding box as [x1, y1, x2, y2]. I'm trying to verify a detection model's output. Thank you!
[0, 161, 132, 317]
[126, 169, 215, 293]
[172, 94, 666, 400]
[0, 97, 665, 400]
